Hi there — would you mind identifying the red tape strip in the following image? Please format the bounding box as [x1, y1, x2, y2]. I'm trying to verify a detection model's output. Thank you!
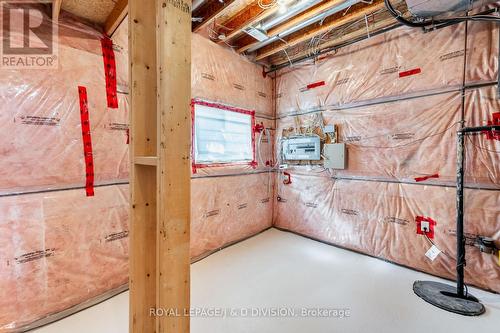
[78, 86, 95, 197]
[399, 68, 421, 78]
[307, 81, 326, 90]
[101, 38, 118, 109]
[414, 173, 440, 182]
[483, 113, 500, 141]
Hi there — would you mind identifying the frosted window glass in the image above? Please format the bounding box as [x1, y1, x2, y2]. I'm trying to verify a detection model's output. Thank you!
[194, 104, 253, 164]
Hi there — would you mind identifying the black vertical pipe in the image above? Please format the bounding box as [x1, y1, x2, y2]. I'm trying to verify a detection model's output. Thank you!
[456, 132, 466, 298]
[497, 23, 500, 99]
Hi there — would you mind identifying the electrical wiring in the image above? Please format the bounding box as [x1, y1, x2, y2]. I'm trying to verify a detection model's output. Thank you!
[423, 234, 469, 297]
[258, 0, 277, 9]
[385, 0, 500, 29]
[306, 8, 386, 57]
[257, 128, 274, 168]
[424, 234, 455, 261]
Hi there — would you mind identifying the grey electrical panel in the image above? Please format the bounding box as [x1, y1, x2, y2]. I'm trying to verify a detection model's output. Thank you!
[282, 136, 321, 161]
[323, 143, 346, 169]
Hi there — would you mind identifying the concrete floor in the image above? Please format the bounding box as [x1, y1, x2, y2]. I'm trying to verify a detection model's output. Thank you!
[33, 228, 500, 333]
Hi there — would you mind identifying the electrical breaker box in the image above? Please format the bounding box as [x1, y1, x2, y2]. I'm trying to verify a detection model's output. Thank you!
[282, 136, 321, 161]
[323, 143, 346, 169]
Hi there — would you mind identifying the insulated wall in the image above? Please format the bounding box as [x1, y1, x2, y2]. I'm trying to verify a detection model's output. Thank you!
[190, 33, 275, 258]
[274, 21, 500, 293]
[1, 11, 274, 333]
[0, 8, 130, 333]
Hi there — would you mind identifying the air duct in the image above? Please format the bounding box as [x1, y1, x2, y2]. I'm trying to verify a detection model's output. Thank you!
[405, 0, 497, 17]
[259, 0, 325, 31]
[247, 0, 362, 53]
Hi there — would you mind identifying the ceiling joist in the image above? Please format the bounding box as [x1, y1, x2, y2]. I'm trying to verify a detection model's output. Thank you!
[104, 0, 128, 36]
[272, 16, 398, 66]
[193, 0, 237, 32]
[255, 0, 386, 61]
[237, 0, 346, 53]
[217, 0, 278, 43]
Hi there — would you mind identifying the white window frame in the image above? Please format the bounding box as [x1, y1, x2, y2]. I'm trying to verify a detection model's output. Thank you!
[192, 100, 256, 169]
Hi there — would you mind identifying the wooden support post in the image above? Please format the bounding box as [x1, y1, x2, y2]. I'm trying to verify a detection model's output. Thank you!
[129, 0, 191, 332]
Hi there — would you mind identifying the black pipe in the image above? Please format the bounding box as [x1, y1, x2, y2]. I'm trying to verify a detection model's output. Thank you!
[456, 131, 466, 297]
[455, 124, 500, 297]
[460, 125, 500, 133]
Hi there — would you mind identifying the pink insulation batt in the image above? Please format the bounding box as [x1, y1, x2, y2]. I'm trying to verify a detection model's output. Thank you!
[2, 4, 500, 332]
[274, 22, 500, 294]
[0, 8, 275, 332]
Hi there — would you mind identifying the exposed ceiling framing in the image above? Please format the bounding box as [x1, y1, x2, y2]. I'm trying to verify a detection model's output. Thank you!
[205, 0, 409, 67]
[216, 0, 279, 43]
[255, 0, 386, 61]
[193, 0, 238, 32]
[47, 0, 410, 67]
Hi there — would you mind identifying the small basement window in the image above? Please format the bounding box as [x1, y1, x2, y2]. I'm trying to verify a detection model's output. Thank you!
[192, 100, 255, 169]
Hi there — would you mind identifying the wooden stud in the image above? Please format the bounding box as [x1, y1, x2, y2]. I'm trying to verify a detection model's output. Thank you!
[104, 0, 128, 37]
[129, 0, 157, 331]
[255, 0, 385, 61]
[52, 0, 62, 21]
[129, 0, 191, 332]
[156, 0, 191, 330]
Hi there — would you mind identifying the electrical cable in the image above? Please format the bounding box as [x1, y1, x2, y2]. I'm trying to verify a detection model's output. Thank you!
[258, 0, 277, 9]
[423, 233, 469, 297]
[424, 234, 455, 261]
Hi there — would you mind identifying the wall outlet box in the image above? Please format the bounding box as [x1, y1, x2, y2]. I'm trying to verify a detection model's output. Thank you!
[323, 143, 346, 169]
[420, 221, 430, 233]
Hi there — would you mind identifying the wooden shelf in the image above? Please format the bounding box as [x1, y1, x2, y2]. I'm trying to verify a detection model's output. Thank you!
[134, 156, 158, 166]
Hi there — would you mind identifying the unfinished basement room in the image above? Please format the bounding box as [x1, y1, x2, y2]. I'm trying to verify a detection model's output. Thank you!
[1, 0, 500, 332]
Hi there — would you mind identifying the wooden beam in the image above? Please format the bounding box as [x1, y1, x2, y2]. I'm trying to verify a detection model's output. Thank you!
[192, 0, 237, 32]
[129, 0, 191, 332]
[237, 0, 345, 53]
[255, 0, 385, 61]
[52, 0, 62, 21]
[129, 0, 157, 331]
[217, 1, 278, 43]
[104, 0, 128, 36]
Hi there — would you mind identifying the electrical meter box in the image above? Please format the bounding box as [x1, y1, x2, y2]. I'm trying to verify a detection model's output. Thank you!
[282, 136, 321, 161]
[323, 143, 346, 169]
